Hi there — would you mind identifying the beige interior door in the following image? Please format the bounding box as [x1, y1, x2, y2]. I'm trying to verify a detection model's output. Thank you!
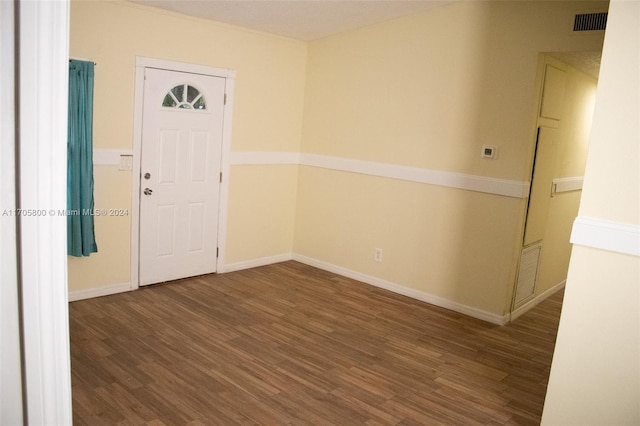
[523, 126, 558, 246]
[515, 61, 566, 307]
[139, 67, 225, 286]
[523, 62, 566, 246]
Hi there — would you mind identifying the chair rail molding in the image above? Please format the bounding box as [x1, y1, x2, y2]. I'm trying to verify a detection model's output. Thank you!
[230, 151, 530, 198]
[571, 216, 640, 257]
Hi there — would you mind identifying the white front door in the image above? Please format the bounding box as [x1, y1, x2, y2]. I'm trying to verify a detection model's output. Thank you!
[139, 67, 225, 286]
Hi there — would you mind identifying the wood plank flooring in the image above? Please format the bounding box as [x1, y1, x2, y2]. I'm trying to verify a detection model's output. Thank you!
[69, 261, 563, 425]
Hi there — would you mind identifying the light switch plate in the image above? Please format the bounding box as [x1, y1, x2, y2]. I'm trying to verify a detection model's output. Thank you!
[119, 154, 133, 171]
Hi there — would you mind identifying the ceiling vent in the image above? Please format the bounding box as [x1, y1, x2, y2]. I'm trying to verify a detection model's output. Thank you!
[573, 12, 608, 31]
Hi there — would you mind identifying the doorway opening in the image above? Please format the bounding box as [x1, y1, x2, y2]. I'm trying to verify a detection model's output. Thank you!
[511, 52, 600, 317]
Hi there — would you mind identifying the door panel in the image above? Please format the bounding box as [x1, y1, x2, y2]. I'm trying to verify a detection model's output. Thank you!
[524, 127, 557, 246]
[139, 68, 225, 285]
[187, 202, 205, 252]
[540, 64, 566, 120]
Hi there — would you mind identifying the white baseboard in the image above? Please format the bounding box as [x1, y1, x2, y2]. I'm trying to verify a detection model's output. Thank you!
[510, 279, 566, 322]
[68, 282, 132, 302]
[292, 253, 510, 325]
[67, 253, 294, 301]
[68, 253, 513, 326]
[218, 252, 293, 273]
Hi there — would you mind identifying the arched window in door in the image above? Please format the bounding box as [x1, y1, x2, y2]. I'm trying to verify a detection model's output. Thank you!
[162, 84, 206, 110]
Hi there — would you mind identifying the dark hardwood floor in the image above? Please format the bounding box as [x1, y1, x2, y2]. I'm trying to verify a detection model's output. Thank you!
[69, 261, 563, 425]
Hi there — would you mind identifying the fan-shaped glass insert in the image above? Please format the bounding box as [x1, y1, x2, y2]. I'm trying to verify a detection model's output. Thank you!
[162, 84, 206, 110]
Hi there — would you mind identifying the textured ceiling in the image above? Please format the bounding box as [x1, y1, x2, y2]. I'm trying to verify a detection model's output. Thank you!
[549, 51, 602, 79]
[129, 0, 451, 41]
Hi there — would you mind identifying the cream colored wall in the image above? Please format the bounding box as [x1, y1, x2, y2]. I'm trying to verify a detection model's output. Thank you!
[535, 60, 598, 296]
[300, 1, 492, 174]
[68, 167, 131, 288]
[301, 1, 605, 180]
[225, 165, 299, 265]
[543, 247, 639, 424]
[295, 167, 524, 314]
[542, 0, 639, 423]
[296, 1, 606, 316]
[68, 0, 306, 292]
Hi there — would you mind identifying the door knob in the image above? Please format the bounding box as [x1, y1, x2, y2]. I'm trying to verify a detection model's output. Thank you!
[144, 188, 153, 196]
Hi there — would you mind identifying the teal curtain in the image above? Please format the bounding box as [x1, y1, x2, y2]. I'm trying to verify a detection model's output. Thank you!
[67, 59, 97, 256]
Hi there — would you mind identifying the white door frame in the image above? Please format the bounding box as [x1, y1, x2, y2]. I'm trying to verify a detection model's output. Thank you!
[4, 0, 73, 423]
[131, 57, 235, 290]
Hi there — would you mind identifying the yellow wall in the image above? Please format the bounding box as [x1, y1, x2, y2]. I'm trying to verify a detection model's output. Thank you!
[225, 165, 299, 264]
[542, 0, 640, 422]
[300, 1, 605, 179]
[296, 1, 606, 316]
[295, 167, 524, 314]
[300, 1, 493, 173]
[68, 167, 132, 288]
[68, 0, 307, 291]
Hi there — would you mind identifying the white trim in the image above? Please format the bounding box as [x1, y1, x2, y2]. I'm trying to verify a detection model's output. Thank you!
[72, 252, 510, 324]
[93, 148, 133, 166]
[230, 151, 301, 165]
[292, 254, 510, 325]
[300, 154, 530, 198]
[136, 56, 235, 79]
[0, 0, 24, 423]
[230, 151, 530, 198]
[219, 253, 293, 273]
[571, 216, 640, 257]
[131, 63, 144, 292]
[552, 176, 583, 195]
[215, 76, 236, 271]
[18, 1, 73, 424]
[69, 56, 95, 64]
[131, 56, 236, 291]
[68, 282, 131, 302]
[510, 280, 566, 322]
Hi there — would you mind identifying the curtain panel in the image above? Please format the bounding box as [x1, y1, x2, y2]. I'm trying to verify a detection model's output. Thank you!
[67, 59, 97, 256]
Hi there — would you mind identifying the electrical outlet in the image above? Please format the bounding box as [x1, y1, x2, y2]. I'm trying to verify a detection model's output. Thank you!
[481, 145, 498, 159]
[374, 248, 383, 262]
